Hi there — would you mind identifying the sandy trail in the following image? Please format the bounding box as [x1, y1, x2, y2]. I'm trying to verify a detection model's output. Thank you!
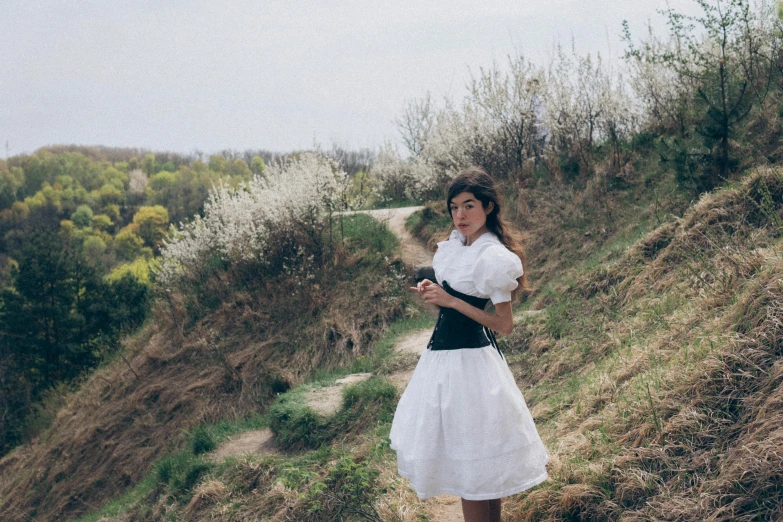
[305, 372, 373, 415]
[209, 429, 278, 462]
[213, 206, 464, 520]
[344, 206, 433, 268]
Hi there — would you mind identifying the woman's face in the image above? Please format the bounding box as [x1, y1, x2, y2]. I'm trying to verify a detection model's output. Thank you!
[449, 191, 493, 244]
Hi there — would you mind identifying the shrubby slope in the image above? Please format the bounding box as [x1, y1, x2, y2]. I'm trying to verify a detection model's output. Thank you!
[497, 167, 783, 521]
[0, 153, 409, 522]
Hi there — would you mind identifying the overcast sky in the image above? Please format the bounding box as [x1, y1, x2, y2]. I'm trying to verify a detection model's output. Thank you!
[0, 1, 704, 157]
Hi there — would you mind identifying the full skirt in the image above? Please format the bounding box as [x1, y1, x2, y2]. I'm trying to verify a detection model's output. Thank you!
[389, 344, 549, 500]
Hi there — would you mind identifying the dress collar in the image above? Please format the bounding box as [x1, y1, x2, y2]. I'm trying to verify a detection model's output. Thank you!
[453, 229, 498, 247]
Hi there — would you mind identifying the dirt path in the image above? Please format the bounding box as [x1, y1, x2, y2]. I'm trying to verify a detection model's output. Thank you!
[386, 328, 430, 391]
[212, 206, 463, 519]
[210, 428, 278, 462]
[345, 206, 433, 268]
[422, 495, 464, 521]
[306, 372, 373, 415]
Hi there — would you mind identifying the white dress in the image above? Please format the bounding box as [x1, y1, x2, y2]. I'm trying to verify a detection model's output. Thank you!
[389, 229, 549, 501]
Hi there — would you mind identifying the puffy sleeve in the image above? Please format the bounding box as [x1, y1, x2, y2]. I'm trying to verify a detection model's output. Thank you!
[473, 244, 524, 304]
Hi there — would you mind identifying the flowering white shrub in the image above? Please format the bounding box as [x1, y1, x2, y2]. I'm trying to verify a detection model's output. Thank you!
[372, 141, 449, 201]
[128, 169, 148, 196]
[383, 48, 643, 195]
[156, 152, 348, 287]
[464, 58, 549, 172]
[542, 45, 641, 172]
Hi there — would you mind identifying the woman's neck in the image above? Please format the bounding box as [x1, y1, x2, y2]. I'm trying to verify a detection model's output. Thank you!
[465, 226, 489, 246]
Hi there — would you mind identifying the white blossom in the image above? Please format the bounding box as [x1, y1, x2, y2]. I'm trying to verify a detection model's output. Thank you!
[128, 169, 148, 195]
[382, 48, 644, 194]
[156, 152, 347, 286]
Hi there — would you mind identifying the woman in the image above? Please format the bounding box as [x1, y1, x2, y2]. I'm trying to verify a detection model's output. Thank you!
[389, 167, 549, 522]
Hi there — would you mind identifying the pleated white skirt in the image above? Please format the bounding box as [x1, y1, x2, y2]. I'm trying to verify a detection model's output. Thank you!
[389, 344, 549, 501]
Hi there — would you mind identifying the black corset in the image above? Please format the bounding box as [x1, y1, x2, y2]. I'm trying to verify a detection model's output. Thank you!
[427, 281, 503, 358]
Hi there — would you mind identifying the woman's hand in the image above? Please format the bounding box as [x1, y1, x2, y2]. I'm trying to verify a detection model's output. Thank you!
[409, 278, 436, 295]
[409, 279, 456, 308]
[409, 279, 514, 335]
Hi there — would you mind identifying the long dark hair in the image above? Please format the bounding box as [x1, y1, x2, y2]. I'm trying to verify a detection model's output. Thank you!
[446, 166, 530, 298]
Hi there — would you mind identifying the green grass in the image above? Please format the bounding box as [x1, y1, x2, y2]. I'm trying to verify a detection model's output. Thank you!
[336, 212, 399, 257]
[73, 473, 161, 522]
[73, 300, 431, 521]
[581, 215, 659, 271]
[405, 202, 452, 242]
[268, 376, 399, 451]
[341, 378, 398, 423]
[267, 385, 331, 450]
[187, 414, 269, 456]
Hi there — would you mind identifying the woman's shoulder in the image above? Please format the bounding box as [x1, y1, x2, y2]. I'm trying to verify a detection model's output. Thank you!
[473, 231, 506, 251]
[473, 233, 522, 267]
[472, 233, 523, 303]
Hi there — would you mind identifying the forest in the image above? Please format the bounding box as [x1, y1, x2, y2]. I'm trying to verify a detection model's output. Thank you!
[0, 145, 376, 455]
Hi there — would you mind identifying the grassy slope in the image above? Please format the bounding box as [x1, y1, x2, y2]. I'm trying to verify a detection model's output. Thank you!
[3, 158, 782, 522]
[396, 164, 783, 521]
[500, 167, 783, 521]
[0, 213, 415, 522]
[71, 313, 433, 522]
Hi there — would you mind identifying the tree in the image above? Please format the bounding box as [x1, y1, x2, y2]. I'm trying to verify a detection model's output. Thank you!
[114, 228, 146, 260]
[0, 229, 150, 455]
[127, 168, 148, 198]
[462, 58, 544, 178]
[0, 163, 24, 209]
[397, 92, 435, 158]
[208, 155, 228, 173]
[625, 0, 772, 191]
[98, 183, 123, 206]
[251, 156, 267, 178]
[70, 204, 93, 228]
[132, 205, 169, 249]
[141, 153, 157, 176]
[91, 214, 113, 232]
[0, 231, 96, 385]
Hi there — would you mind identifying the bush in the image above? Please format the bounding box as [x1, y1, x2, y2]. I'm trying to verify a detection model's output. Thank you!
[268, 378, 398, 452]
[189, 424, 217, 455]
[154, 452, 213, 498]
[157, 152, 348, 288]
[338, 213, 398, 263]
[268, 400, 331, 451]
[71, 204, 93, 228]
[341, 378, 398, 426]
[307, 455, 386, 520]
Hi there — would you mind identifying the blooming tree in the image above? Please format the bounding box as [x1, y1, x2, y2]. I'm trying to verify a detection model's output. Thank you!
[156, 152, 348, 287]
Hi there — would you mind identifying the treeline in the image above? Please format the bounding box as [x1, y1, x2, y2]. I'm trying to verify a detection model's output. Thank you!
[0, 145, 373, 456]
[373, 0, 783, 201]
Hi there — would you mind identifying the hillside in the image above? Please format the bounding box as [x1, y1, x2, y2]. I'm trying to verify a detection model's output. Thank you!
[0, 156, 777, 521]
[499, 167, 783, 520]
[0, 211, 413, 522]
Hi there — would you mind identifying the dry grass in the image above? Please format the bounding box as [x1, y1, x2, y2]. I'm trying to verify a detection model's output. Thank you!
[0, 223, 412, 522]
[3, 163, 782, 522]
[495, 166, 783, 521]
